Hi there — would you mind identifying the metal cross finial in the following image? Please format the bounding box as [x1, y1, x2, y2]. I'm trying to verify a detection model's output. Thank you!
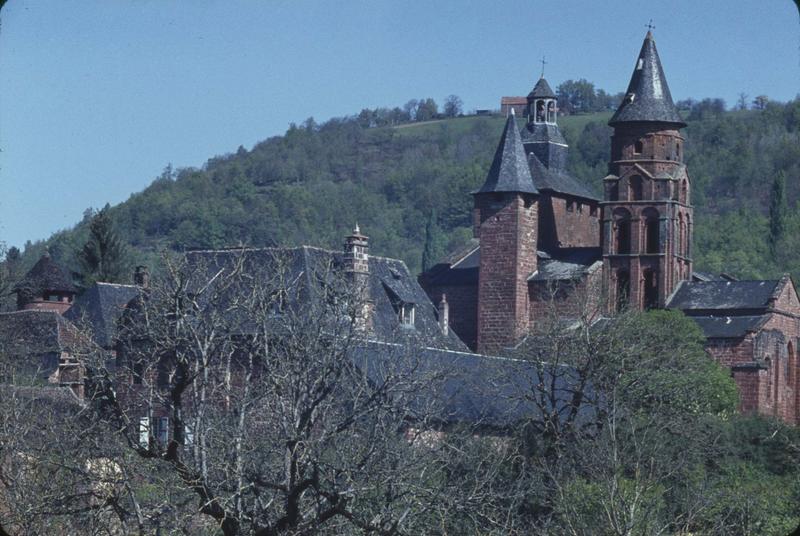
[645, 19, 656, 31]
[540, 56, 547, 78]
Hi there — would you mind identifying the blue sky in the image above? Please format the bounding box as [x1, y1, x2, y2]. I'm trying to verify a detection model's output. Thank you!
[1, 0, 798, 249]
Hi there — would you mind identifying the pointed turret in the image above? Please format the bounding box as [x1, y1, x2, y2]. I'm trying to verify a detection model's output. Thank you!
[609, 31, 685, 127]
[475, 111, 538, 195]
[528, 77, 556, 99]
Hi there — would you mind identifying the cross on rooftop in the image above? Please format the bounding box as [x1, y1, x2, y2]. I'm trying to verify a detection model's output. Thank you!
[645, 19, 656, 31]
[540, 56, 547, 78]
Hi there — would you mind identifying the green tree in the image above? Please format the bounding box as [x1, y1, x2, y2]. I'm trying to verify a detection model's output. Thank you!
[768, 172, 787, 260]
[415, 98, 438, 121]
[421, 208, 444, 272]
[443, 94, 463, 118]
[78, 204, 130, 285]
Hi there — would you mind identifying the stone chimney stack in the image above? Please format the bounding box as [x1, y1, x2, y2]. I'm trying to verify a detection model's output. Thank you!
[134, 265, 150, 288]
[344, 225, 372, 331]
[438, 294, 449, 335]
[343, 224, 369, 275]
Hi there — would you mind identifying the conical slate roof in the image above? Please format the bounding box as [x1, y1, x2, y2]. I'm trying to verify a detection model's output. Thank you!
[474, 112, 538, 195]
[528, 77, 556, 99]
[609, 31, 685, 127]
[13, 253, 77, 296]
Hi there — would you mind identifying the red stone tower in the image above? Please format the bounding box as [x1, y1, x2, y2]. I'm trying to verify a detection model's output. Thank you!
[473, 111, 539, 353]
[602, 31, 692, 311]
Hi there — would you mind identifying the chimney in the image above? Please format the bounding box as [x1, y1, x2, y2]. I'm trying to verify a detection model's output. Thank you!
[343, 224, 369, 275]
[343, 225, 372, 332]
[438, 294, 449, 335]
[134, 265, 150, 288]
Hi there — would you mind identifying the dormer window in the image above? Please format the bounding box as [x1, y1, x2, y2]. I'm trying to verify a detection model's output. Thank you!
[399, 302, 415, 326]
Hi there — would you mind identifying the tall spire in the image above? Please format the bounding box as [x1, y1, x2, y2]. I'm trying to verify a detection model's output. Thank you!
[609, 31, 685, 127]
[475, 112, 538, 195]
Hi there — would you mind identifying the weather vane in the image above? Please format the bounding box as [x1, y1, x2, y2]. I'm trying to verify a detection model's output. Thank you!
[645, 19, 656, 31]
[540, 56, 547, 78]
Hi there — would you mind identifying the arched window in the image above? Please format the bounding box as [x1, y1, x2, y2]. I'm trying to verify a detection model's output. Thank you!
[643, 269, 659, 310]
[547, 101, 556, 123]
[613, 208, 632, 254]
[630, 175, 643, 201]
[643, 208, 660, 253]
[616, 269, 630, 312]
[685, 214, 692, 257]
[678, 213, 685, 257]
[536, 100, 545, 122]
[680, 179, 688, 204]
[676, 142, 681, 161]
[634, 140, 643, 155]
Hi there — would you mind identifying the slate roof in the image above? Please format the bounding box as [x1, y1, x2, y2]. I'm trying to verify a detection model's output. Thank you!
[666, 280, 782, 312]
[13, 253, 77, 296]
[687, 315, 770, 339]
[530, 248, 602, 282]
[528, 77, 556, 99]
[521, 122, 567, 147]
[353, 341, 596, 429]
[182, 247, 469, 351]
[64, 282, 141, 348]
[0, 310, 87, 377]
[609, 31, 686, 127]
[528, 153, 600, 201]
[425, 246, 600, 286]
[474, 112, 538, 195]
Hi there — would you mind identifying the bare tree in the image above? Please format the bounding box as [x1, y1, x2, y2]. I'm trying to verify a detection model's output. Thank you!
[76, 248, 499, 535]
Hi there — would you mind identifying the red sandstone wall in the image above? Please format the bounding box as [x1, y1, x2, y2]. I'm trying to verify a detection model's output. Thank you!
[545, 194, 600, 249]
[529, 267, 603, 328]
[476, 193, 537, 354]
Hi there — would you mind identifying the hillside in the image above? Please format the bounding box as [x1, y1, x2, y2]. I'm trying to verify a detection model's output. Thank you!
[18, 99, 800, 281]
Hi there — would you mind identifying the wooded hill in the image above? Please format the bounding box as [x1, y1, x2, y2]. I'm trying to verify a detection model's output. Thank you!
[15, 97, 800, 282]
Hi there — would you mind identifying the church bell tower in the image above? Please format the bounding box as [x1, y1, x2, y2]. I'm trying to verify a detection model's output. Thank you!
[473, 111, 539, 354]
[602, 31, 692, 312]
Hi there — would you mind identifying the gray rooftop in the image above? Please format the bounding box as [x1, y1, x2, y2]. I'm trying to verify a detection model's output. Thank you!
[181, 247, 469, 351]
[354, 341, 596, 430]
[528, 153, 600, 201]
[609, 31, 686, 127]
[474, 112, 538, 195]
[687, 315, 770, 339]
[528, 77, 556, 99]
[530, 248, 602, 282]
[14, 253, 77, 297]
[65, 282, 141, 348]
[667, 280, 782, 312]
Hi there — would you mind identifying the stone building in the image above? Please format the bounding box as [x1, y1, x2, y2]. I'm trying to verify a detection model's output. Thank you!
[421, 31, 800, 424]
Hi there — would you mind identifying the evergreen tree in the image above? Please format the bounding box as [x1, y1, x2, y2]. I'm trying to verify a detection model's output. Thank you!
[768, 172, 787, 259]
[79, 204, 130, 285]
[421, 209, 439, 272]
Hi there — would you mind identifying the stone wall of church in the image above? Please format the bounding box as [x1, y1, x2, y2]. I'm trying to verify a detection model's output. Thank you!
[528, 268, 603, 328]
[538, 193, 600, 251]
[475, 193, 538, 354]
[706, 325, 800, 425]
